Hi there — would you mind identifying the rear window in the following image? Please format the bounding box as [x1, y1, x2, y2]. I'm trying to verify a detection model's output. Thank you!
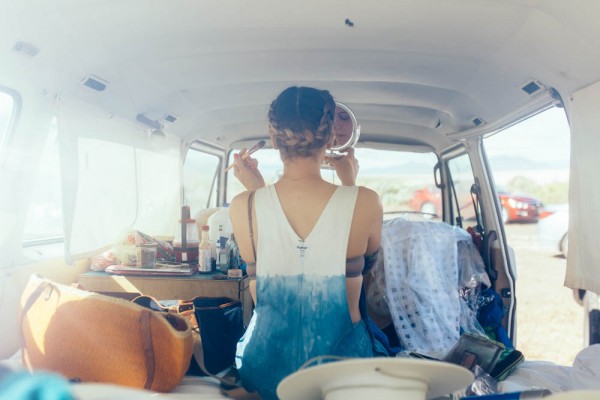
[226, 147, 439, 220]
[354, 148, 439, 219]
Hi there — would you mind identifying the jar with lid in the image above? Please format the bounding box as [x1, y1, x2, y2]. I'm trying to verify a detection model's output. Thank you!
[173, 206, 199, 263]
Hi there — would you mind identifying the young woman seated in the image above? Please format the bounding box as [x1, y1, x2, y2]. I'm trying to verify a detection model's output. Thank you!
[229, 86, 384, 399]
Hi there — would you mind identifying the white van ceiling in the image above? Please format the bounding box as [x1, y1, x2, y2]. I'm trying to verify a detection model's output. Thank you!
[2, 0, 600, 151]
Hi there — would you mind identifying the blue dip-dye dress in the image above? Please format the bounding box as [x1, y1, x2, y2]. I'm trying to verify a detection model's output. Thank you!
[236, 185, 376, 399]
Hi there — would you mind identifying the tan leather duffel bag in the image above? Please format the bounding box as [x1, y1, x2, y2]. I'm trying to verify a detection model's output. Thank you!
[19, 274, 193, 392]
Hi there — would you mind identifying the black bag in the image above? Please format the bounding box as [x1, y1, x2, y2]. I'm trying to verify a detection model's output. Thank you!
[132, 295, 245, 376]
[189, 296, 245, 375]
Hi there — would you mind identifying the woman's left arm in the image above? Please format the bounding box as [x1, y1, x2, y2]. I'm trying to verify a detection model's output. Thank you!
[327, 147, 359, 186]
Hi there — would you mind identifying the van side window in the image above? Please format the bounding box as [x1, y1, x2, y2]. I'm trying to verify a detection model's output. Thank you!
[184, 147, 220, 209]
[447, 154, 477, 227]
[0, 91, 15, 151]
[23, 118, 63, 245]
[22, 117, 64, 256]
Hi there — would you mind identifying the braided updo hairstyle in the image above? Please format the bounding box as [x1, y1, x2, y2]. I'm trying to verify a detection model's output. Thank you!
[268, 86, 335, 159]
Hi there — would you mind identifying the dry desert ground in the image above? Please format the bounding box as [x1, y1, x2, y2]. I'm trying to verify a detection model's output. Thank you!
[504, 223, 583, 366]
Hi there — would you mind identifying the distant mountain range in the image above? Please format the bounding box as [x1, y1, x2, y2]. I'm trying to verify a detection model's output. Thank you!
[362, 155, 569, 176]
[487, 155, 569, 171]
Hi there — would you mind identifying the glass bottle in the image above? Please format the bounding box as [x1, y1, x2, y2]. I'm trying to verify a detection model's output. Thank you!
[226, 233, 243, 278]
[226, 233, 240, 269]
[217, 224, 228, 272]
[198, 225, 212, 273]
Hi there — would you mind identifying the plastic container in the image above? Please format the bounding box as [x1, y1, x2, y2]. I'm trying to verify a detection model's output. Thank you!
[195, 207, 219, 237]
[207, 205, 233, 247]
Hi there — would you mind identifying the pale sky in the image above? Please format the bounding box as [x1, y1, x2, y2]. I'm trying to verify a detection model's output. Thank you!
[485, 107, 570, 165]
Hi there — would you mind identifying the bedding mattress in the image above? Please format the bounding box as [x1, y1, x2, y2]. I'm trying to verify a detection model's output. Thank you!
[0, 354, 228, 399]
[2, 345, 600, 398]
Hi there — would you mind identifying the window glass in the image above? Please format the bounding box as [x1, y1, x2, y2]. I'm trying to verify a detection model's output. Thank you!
[447, 154, 477, 226]
[225, 147, 439, 221]
[23, 118, 63, 243]
[0, 91, 14, 150]
[485, 107, 569, 214]
[67, 138, 180, 256]
[184, 148, 220, 209]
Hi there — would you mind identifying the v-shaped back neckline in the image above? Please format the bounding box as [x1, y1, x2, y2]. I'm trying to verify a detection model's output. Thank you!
[269, 184, 342, 243]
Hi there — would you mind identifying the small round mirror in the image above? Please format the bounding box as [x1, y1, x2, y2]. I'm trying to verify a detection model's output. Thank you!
[329, 102, 360, 155]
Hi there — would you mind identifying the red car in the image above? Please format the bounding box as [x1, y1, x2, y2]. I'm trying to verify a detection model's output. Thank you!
[408, 186, 544, 223]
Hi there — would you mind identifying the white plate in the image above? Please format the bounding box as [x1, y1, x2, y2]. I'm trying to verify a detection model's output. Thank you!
[277, 357, 473, 400]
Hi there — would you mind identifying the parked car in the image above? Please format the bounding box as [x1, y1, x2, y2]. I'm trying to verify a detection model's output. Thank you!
[538, 204, 569, 257]
[409, 186, 544, 223]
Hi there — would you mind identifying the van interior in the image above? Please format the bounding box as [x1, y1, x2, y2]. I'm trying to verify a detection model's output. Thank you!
[1, 0, 599, 398]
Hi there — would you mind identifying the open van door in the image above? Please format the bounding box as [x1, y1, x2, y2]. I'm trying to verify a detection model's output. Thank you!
[437, 140, 517, 340]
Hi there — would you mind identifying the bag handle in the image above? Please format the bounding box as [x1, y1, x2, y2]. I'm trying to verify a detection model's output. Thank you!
[132, 295, 252, 396]
[247, 191, 257, 262]
[140, 310, 156, 389]
[190, 330, 261, 399]
[19, 279, 53, 371]
[191, 307, 257, 397]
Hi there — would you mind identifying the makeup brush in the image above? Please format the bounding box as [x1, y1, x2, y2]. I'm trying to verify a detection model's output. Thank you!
[224, 140, 266, 172]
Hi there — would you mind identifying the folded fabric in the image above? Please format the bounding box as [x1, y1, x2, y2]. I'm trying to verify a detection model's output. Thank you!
[0, 369, 73, 400]
[499, 345, 600, 393]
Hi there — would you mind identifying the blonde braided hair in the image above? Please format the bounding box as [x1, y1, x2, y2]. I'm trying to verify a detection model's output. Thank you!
[268, 86, 335, 159]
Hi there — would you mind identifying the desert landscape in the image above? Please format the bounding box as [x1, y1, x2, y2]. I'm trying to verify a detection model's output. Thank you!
[504, 223, 583, 366]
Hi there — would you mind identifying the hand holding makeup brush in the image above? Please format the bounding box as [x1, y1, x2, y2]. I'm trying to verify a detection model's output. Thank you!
[224, 140, 266, 172]
[230, 141, 266, 191]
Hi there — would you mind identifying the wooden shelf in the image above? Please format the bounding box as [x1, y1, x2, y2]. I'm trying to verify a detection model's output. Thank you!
[78, 271, 254, 326]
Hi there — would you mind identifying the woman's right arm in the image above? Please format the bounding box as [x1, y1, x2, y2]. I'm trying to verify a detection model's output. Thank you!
[230, 192, 259, 304]
[232, 150, 266, 191]
[229, 191, 257, 266]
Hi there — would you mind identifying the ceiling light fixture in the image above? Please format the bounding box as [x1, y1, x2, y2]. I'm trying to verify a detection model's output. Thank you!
[147, 128, 166, 145]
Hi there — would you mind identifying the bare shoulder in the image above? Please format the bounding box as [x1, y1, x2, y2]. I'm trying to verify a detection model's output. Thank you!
[230, 191, 252, 211]
[352, 186, 382, 253]
[229, 191, 254, 222]
[356, 186, 382, 212]
[228, 190, 257, 264]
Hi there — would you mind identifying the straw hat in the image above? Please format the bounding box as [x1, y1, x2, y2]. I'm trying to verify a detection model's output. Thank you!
[277, 357, 473, 400]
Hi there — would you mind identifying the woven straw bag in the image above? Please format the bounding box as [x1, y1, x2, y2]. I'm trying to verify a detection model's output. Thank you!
[19, 274, 193, 392]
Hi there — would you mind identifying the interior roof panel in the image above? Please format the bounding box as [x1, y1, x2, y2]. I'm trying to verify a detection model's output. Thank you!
[2, 0, 600, 151]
